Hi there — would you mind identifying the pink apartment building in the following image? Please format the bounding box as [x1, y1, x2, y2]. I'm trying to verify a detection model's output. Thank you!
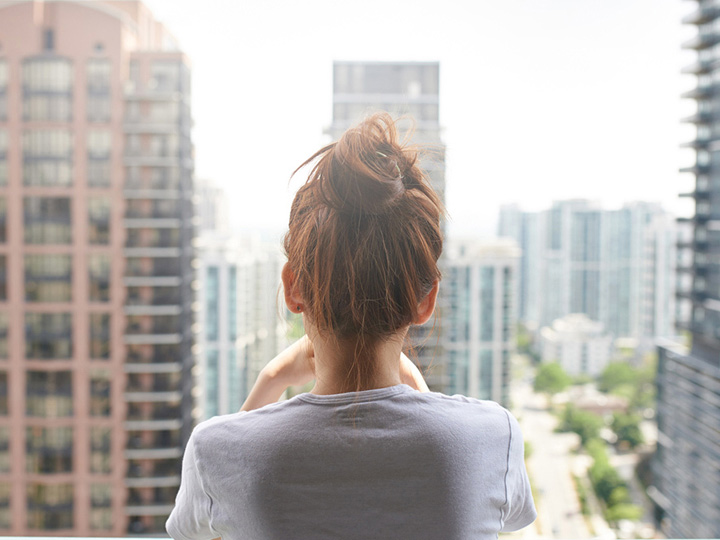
[0, 0, 195, 534]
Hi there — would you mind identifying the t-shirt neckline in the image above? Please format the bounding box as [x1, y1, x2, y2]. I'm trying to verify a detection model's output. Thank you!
[295, 384, 415, 405]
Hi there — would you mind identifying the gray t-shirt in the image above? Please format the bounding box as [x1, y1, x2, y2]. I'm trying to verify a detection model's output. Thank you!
[166, 384, 536, 540]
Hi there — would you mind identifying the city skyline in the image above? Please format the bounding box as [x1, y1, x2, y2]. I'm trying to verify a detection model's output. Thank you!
[139, 0, 693, 237]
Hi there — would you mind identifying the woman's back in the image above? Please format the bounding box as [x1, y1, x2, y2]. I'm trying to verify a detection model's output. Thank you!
[167, 385, 535, 540]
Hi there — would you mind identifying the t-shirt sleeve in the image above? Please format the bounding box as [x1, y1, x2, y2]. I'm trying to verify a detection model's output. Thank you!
[166, 429, 219, 540]
[500, 410, 537, 532]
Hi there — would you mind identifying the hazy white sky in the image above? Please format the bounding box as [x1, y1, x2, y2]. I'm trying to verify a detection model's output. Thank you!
[143, 0, 697, 237]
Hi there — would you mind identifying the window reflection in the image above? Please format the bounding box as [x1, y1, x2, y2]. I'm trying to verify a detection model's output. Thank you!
[25, 427, 73, 473]
[90, 371, 111, 416]
[24, 197, 72, 244]
[90, 313, 110, 359]
[0, 130, 7, 186]
[89, 483, 112, 531]
[0, 482, 8, 529]
[90, 427, 111, 474]
[26, 371, 72, 417]
[22, 58, 73, 122]
[25, 313, 72, 359]
[0, 372, 6, 415]
[26, 483, 73, 530]
[25, 255, 72, 302]
[22, 131, 73, 187]
[87, 59, 111, 123]
[88, 197, 110, 244]
[89, 254, 110, 302]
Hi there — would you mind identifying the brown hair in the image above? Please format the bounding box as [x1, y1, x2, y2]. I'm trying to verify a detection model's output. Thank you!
[284, 112, 444, 392]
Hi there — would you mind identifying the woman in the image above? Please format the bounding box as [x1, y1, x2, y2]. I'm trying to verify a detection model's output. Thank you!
[166, 113, 536, 539]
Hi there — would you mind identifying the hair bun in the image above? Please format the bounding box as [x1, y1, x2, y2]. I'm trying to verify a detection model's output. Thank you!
[319, 113, 415, 215]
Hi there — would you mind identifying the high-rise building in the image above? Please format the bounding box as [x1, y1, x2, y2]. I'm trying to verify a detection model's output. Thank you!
[0, 1, 194, 534]
[499, 201, 678, 352]
[194, 179, 285, 421]
[330, 61, 447, 389]
[444, 239, 519, 405]
[651, 2, 720, 536]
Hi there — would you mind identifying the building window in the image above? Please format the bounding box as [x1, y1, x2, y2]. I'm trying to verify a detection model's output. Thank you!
[0, 313, 7, 358]
[90, 427, 111, 474]
[150, 60, 181, 92]
[26, 483, 73, 530]
[22, 57, 72, 121]
[0, 256, 6, 302]
[25, 313, 72, 359]
[0, 373, 6, 416]
[26, 371, 72, 417]
[0, 198, 6, 244]
[88, 197, 110, 244]
[24, 197, 72, 244]
[26, 427, 73, 473]
[25, 254, 72, 302]
[22, 130, 73, 186]
[0, 483, 9, 529]
[90, 371, 111, 416]
[206, 349, 219, 417]
[89, 254, 110, 302]
[206, 267, 219, 341]
[480, 266, 495, 342]
[229, 266, 237, 341]
[0, 60, 7, 121]
[0, 130, 7, 185]
[87, 59, 110, 123]
[89, 484, 112, 531]
[87, 131, 111, 186]
[90, 313, 110, 359]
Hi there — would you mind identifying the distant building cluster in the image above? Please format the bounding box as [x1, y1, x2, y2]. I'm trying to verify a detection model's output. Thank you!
[499, 200, 680, 356]
[194, 179, 286, 421]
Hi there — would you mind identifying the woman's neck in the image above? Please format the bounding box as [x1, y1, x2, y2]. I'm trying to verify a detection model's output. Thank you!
[309, 331, 407, 395]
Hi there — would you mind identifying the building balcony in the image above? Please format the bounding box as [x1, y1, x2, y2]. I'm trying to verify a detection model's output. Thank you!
[124, 476, 181, 489]
[123, 189, 180, 200]
[679, 163, 711, 173]
[681, 57, 720, 74]
[681, 110, 714, 123]
[682, 5, 720, 25]
[125, 305, 182, 316]
[125, 448, 183, 460]
[124, 419, 182, 431]
[123, 333, 182, 345]
[682, 32, 720, 50]
[123, 118, 179, 134]
[681, 84, 717, 99]
[125, 503, 176, 516]
[125, 362, 183, 374]
[124, 276, 182, 287]
[124, 218, 182, 229]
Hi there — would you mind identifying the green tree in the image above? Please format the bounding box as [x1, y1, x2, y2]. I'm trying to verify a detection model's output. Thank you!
[612, 412, 644, 449]
[558, 405, 604, 446]
[605, 503, 643, 523]
[589, 460, 625, 502]
[598, 361, 637, 393]
[534, 362, 572, 395]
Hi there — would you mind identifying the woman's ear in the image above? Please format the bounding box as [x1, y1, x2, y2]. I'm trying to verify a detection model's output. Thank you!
[413, 280, 439, 325]
[282, 263, 304, 314]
